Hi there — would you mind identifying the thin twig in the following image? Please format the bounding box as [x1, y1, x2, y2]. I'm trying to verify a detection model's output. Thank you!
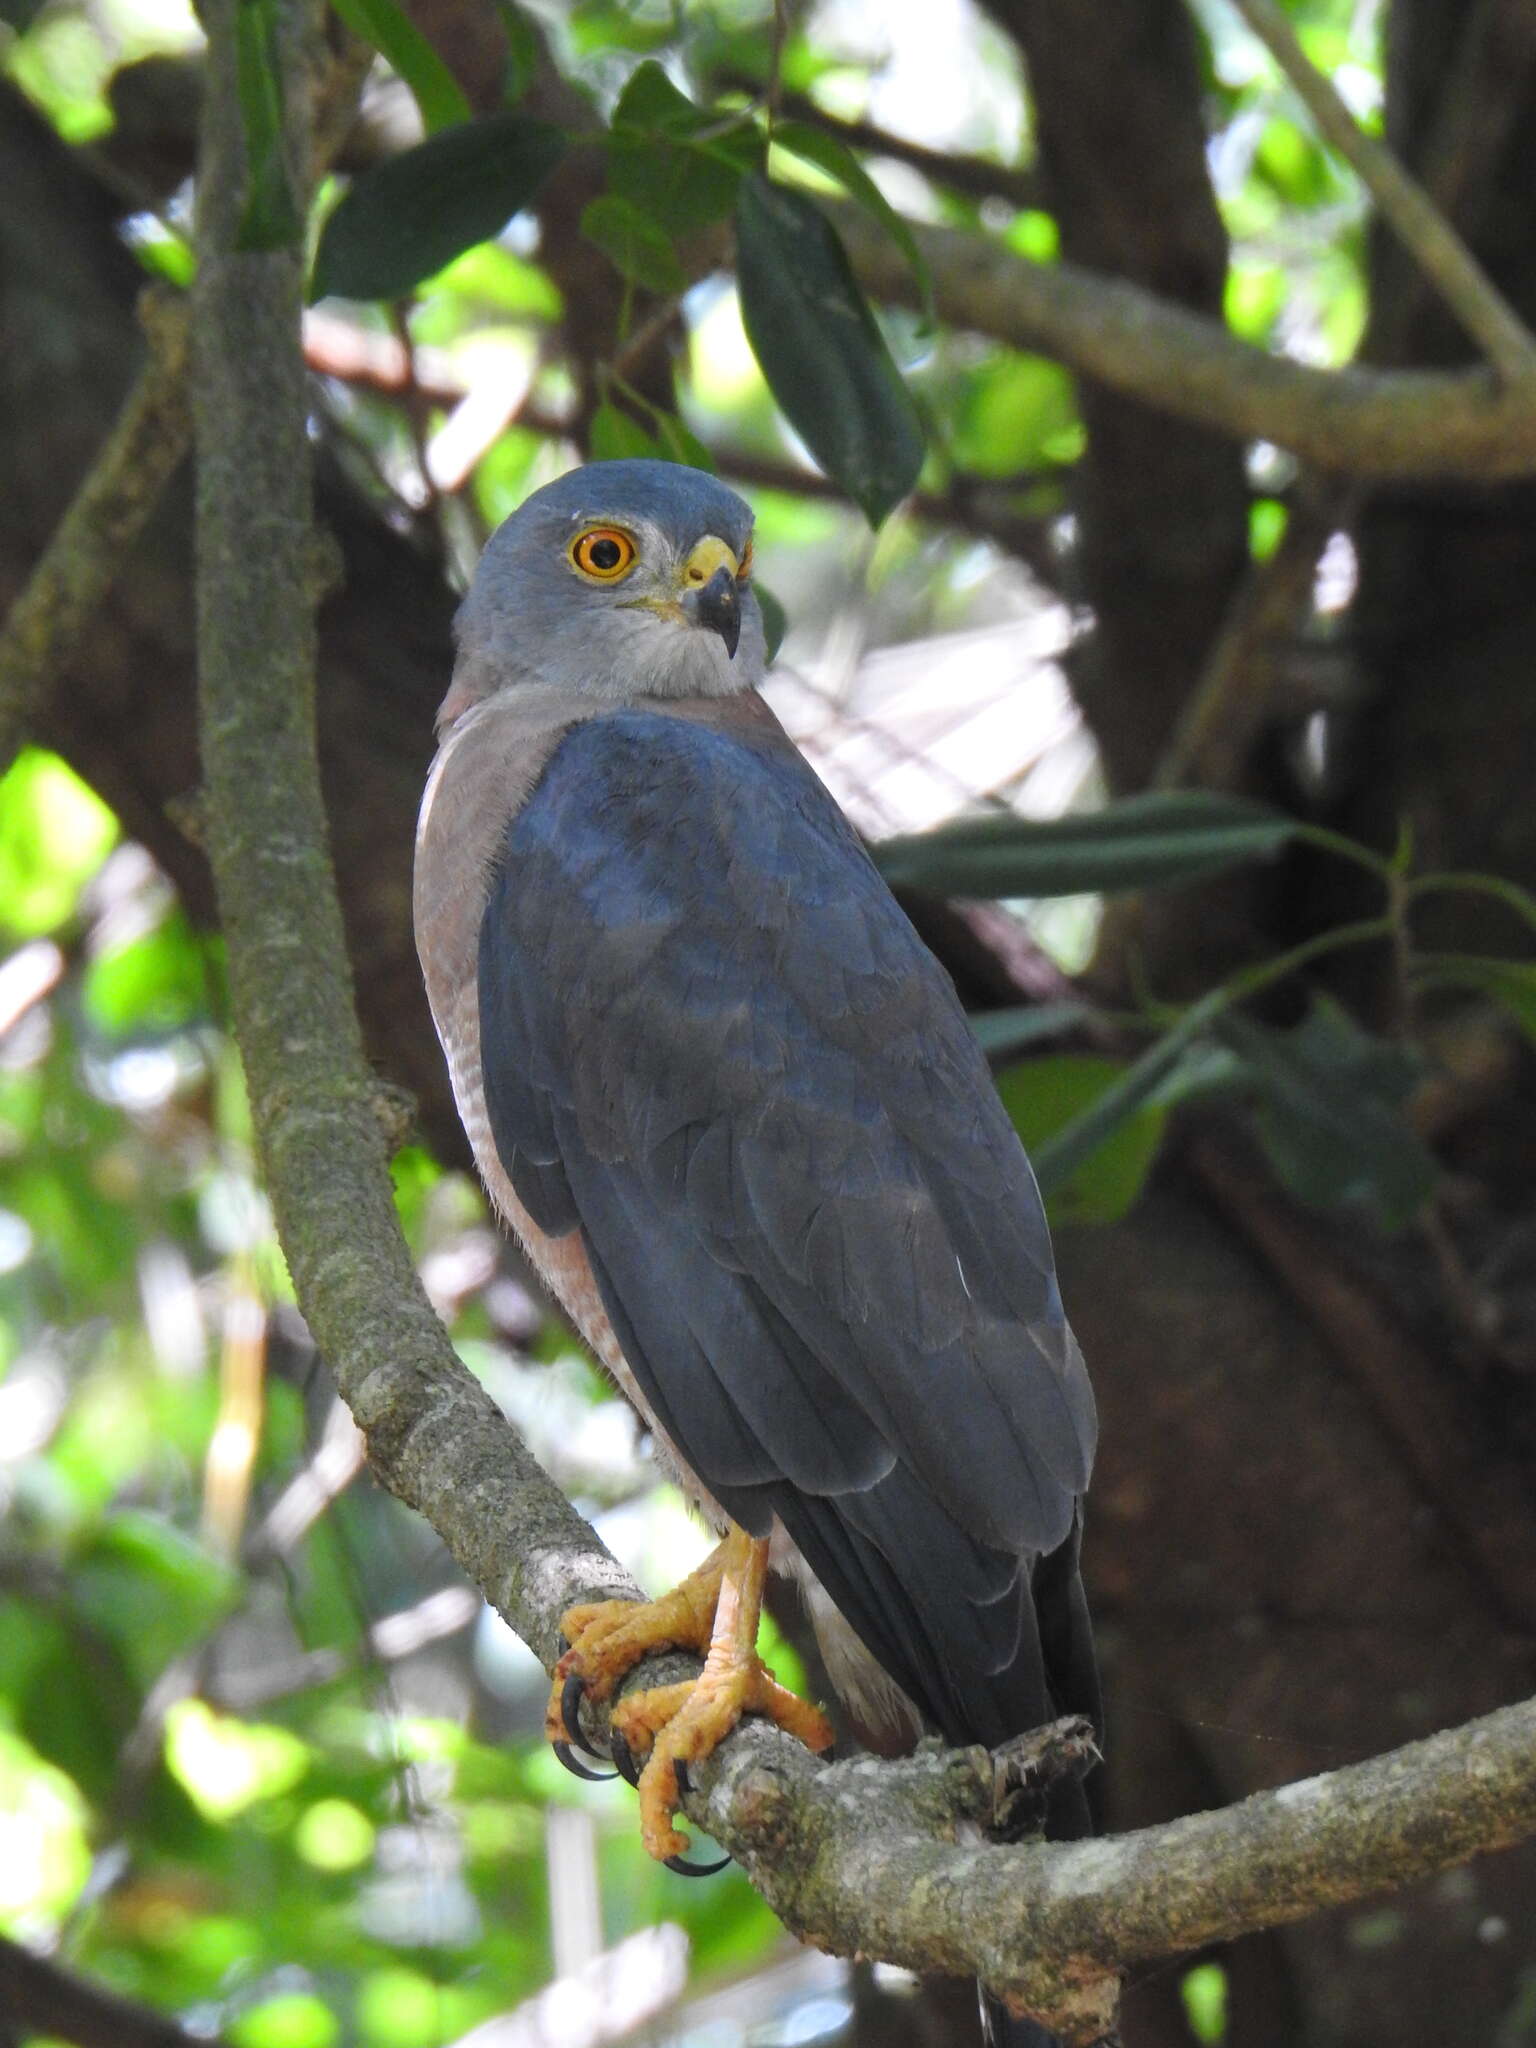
[1230, 0, 1536, 385]
[0, 288, 191, 779]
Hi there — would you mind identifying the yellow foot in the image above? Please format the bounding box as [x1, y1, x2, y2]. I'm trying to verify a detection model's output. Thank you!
[547, 1526, 834, 1862]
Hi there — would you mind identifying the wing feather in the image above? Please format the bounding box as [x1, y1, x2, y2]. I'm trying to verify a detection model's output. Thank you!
[477, 706, 1096, 1741]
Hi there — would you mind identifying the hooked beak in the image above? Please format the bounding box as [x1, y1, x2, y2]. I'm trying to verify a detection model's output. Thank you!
[693, 564, 741, 658]
[681, 535, 742, 659]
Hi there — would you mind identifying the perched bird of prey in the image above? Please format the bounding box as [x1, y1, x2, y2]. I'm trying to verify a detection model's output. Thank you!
[414, 460, 1098, 2041]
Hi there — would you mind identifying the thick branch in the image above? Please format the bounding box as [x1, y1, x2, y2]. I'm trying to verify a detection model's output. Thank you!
[190, 0, 634, 1671]
[834, 203, 1536, 478]
[0, 1933, 225, 2048]
[1230, 0, 1536, 384]
[683, 1688, 1536, 2037]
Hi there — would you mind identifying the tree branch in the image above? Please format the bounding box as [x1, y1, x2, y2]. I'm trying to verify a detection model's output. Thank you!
[0, 287, 190, 780]
[685, 1688, 1536, 2037]
[190, 0, 635, 1672]
[185, 16, 1536, 2044]
[832, 202, 1536, 478]
[0, 1933, 227, 2048]
[1230, 0, 1536, 385]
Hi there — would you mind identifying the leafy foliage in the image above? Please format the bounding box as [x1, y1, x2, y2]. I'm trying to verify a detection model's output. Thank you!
[311, 114, 565, 303]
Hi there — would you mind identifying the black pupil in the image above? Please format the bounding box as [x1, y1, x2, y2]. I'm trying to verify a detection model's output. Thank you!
[588, 537, 622, 570]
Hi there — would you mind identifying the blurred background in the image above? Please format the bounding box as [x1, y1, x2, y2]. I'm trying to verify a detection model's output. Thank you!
[4, 0, 1536, 2044]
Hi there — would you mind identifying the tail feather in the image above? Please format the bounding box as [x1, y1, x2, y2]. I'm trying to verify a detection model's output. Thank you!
[981, 1989, 1061, 2047]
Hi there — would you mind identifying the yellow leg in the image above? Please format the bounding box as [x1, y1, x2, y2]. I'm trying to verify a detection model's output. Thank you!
[545, 1541, 729, 1741]
[548, 1525, 834, 1861]
[612, 1527, 834, 1860]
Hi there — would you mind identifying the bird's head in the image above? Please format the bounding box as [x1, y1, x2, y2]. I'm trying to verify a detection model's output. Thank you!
[443, 459, 766, 731]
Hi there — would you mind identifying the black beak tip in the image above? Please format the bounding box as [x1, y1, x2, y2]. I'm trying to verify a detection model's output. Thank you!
[697, 566, 742, 660]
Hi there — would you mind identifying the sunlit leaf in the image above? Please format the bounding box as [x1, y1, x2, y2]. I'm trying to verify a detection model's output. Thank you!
[876, 791, 1297, 899]
[310, 113, 565, 302]
[735, 175, 923, 526]
[83, 910, 212, 1036]
[165, 1701, 310, 1822]
[231, 1991, 340, 2048]
[0, 750, 118, 938]
[329, 0, 470, 134]
[1182, 1961, 1229, 2045]
[951, 350, 1080, 476]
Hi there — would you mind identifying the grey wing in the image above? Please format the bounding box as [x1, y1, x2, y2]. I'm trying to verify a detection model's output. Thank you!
[478, 707, 1096, 1748]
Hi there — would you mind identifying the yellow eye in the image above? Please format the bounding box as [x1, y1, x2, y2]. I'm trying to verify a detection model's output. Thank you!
[738, 536, 754, 581]
[569, 526, 637, 581]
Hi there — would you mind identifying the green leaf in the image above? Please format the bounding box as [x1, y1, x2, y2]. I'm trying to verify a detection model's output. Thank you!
[310, 112, 565, 302]
[588, 402, 660, 461]
[951, 351, 1080, 477]
[653, 410, 715, 470]
[754, 583, 787, 663]
[1031, 998, 1222, 1197]
[83, 909, 211, 1035]
[969, 1001, 1092, 1059]
[1218, 998, 1438, 1231]
[734, 174, 924, 527]
[496, 0, 544, 104]
[771, 121, 933, 323]
[998, 1055, 1167, 1224]
[328, 0, 470, 134]
[234, 0, 302, 252]
[875, 791, 1298, 899]
[1414, 952, 1536, 1048]
[607, 62, 761, 236]
[580, 193, 685, 293]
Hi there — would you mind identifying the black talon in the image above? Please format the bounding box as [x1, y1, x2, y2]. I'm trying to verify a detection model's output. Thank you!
[664, 1849, 730, 1877]
[560, 1672, 606, 1761]
[609, 1730, 642, 1787]
[553, 1741, 615, 1783]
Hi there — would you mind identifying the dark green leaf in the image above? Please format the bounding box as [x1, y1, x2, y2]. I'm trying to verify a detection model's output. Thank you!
[969, 1001, 1092, 1058]
[607, 63, 761, 236]
[1218, 998, 1438, 1231]
[876, 791, 1297, 899]
[1031, 997, 1222, 1196]
[652, 410, 715, 470]
[588, 402, 660, 461]
[998, 1055, 1167, 1224]
[611, 59, 712, 137]
[1414, 953, 1536, 1048]
[771, 121, 933, 323]
[311, 113, 565, 302]
[494, 0, 544, 105]
[328, 0, 470, 133]
[755, 583, 787, 663]
[581, 193, 685, 293]
[234, 0, 302, 251]
[735, 174, 923, 527]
